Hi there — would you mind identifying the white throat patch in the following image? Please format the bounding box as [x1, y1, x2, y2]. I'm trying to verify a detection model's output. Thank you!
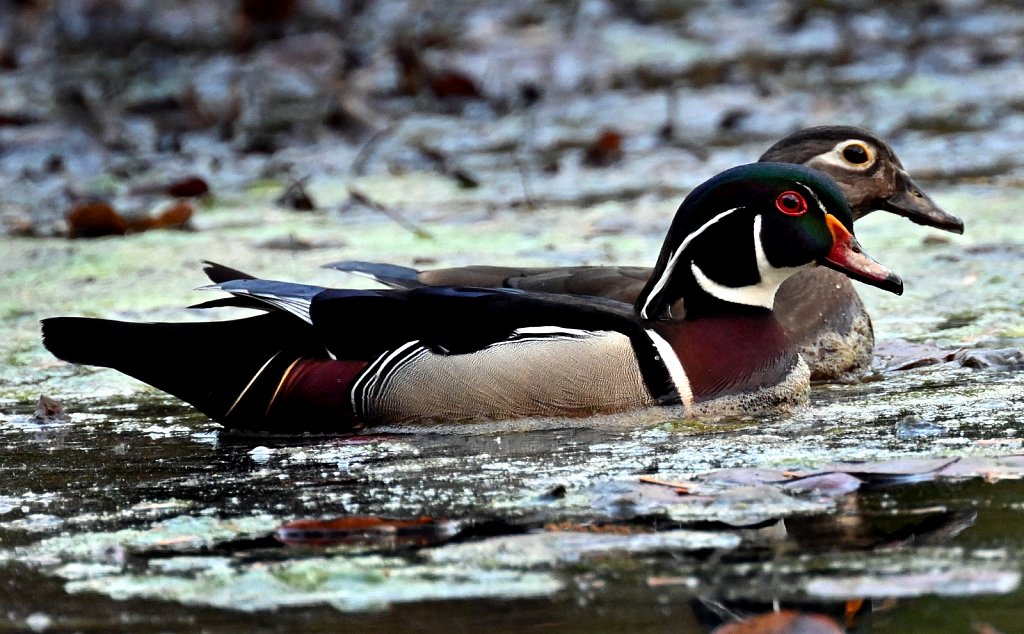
[690, 214, 808, 309]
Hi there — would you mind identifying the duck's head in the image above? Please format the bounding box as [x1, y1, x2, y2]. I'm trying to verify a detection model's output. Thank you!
[760, 125, 964, 234]
[636, 162, 903, 321]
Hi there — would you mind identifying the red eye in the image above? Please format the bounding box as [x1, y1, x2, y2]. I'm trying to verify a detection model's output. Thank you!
[775, 191, 807, 216]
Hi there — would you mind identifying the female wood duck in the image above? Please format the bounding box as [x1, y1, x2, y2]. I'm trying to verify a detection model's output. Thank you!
[42, 163, 902, 432]
[328, 126, 961, 381]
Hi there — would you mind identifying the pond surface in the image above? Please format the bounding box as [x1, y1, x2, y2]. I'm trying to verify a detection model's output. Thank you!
[1, 1, 1024, 631]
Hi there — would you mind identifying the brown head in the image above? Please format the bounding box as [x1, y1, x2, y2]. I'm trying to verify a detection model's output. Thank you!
[759, 125, 964, 233]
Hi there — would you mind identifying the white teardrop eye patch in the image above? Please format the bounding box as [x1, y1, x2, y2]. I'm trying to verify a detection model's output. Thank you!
[775, 191, 808, 216]
[810, 139, 878, 172]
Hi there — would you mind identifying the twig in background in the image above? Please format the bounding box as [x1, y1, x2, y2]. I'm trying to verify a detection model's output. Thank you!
[415, 142, 479, 189]
[659, 88, 677, 143]
[350, 124, 396, 176]
[276, 176, 316, 211]
[516, 90, 539, 211]
[515, 156, 536, 211]
[345, 187, 432, 239]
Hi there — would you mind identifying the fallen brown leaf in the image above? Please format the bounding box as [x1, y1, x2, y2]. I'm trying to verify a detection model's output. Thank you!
[166, 175, 210, 198]
[66, 201, 128, 238]
[712, 610, 842, 634]
[583, 128, 624, 167]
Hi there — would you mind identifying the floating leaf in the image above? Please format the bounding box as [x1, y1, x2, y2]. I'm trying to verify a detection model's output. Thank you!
[275, 516, 458, 548]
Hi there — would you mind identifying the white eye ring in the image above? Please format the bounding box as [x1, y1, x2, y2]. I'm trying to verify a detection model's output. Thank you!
[837, 140, 874, 167]
[810, 139, 877, 172]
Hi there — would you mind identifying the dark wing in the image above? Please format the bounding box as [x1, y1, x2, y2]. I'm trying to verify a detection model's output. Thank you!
[309, 285, 678, 404]
[189, 261, 265, 310]
[498, 266, 651, 304]
[313, 284, 642, 357]
[203, 260, 256, 283]
[327, 261, 653, 304]
[205, 278, 644, 359]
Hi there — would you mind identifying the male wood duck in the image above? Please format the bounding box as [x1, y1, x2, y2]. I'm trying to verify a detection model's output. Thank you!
[328, 126, 961, 381]
[42, 163, 903, 432]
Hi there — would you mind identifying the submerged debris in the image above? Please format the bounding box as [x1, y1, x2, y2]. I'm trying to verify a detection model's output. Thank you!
[415, 143, 480, 189]
[894, 414, 948, 439]
[31, 395, 70, 423]
[877, 341, 1024, 372]
[344, 188, 432, 239]
[394, 43, 483, 100]
[165, 176, 211, 198]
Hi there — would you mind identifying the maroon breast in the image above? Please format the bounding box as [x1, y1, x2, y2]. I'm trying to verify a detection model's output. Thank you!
[655, 313, 797, 402]
[263, 358, 369, 431]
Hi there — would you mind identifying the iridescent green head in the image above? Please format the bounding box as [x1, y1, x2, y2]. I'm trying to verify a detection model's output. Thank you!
[637, 162, 903, 321]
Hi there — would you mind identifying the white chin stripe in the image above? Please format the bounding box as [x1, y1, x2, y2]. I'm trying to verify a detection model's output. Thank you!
[645, 329, 692, 407]
[691, 214, 807, 309]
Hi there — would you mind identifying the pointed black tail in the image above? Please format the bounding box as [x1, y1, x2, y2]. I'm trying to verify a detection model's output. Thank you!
[41, 313, 327, 425]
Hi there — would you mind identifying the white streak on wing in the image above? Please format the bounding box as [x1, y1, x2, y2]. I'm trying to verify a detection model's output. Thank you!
[267, 296, 313, 324]
[225, 351, 281, 417]
[640, 207, 741, 320]
[514, 326, 592, 336]
[511, 326, 594, 340]
[361, 340, 422, 397]
[345, 269, 392, 285]
[690, 214, 808, 309]
[645, 329, 692, 407]
[483, 326, 598, 350]
[216, 287, 314, 324]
